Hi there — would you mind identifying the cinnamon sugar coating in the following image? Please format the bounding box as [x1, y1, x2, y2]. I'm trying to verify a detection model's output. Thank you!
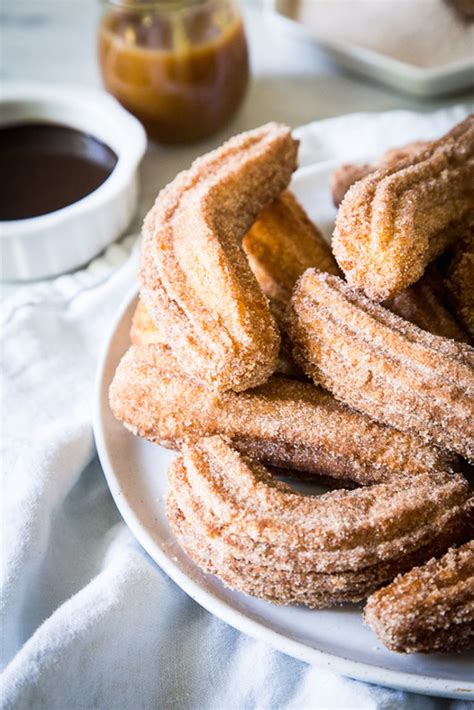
[109, 343, 455, 485]
[330, 140, 428, 207]
[333, 115, 474, 300]
[109, 120, 474, 628]
[166, 436, 471, 608]
[130, 299, 167, 346]
[130, 297, 304, 380]
[136, 190, 469, 349]
[365, 538, 474, 653]
[243, 190, 340, 306]
[140, 123, 298, 393]
[445, 230, 474, 338]
[287, 270, 474, 460]
[133, 189, 338, 379]
[384, 264, 471, 344]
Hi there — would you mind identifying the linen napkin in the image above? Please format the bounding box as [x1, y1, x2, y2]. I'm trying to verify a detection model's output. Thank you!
[1, 106, 472, 710]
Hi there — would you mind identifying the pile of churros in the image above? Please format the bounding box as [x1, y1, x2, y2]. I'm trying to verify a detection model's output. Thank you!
[110, 117, 474, 654]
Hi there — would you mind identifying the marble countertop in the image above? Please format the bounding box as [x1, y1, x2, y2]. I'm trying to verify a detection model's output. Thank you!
[2, 0, 473, 223]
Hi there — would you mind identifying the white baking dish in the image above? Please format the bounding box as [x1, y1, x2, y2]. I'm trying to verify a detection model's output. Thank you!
[0, 83, 147, 281]
[269, 0, 474, 97]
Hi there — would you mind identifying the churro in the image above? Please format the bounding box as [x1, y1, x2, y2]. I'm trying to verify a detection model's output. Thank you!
[134, 188, 338, 376]
[384, 264, 471, 343]
[166, 436, 471, 608]
[130, 298, 303, 379]
[243, 190, 339, 306]
[109, 118, 474, 634]
[445, 229, 474, 338]
[331, 140, 428, 207]
[140, 123, 298, 392]
[130, 298, 166, 346]
[110, 343, 455, 485]
[365, 538, 474, 653]
[287, 270, 474, 459]
[333, 115, 474, 300]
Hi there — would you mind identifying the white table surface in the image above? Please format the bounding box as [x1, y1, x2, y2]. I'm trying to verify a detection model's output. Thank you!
[3, 0, 474, 228]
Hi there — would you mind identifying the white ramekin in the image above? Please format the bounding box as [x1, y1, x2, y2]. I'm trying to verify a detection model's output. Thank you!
[0, 83, 147, 281]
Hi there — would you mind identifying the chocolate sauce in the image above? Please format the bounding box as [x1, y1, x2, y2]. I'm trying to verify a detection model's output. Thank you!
[0, 123, 118, 220]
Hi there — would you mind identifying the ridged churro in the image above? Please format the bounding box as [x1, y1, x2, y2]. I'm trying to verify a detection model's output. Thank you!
[384, 264, 471, 343]
[133, 265, 470, 351]
[317, 137, 470, 341]
[365, 538, 474, 653]
[445, 230, 474, 338]
[243, 190, 340, 306]
[110, 343, 455, 485]
[333, 115, 474, 300]
[110, 118, 474, 636]
[130, 298, 166, 346]
[130, 298, 303, 379]
[167, 436, 471, 608]
[287, 270, 474, 460]
[331, 140, 428, 207]
[134, 188, 337, 377]
[140, 123, 298, 392]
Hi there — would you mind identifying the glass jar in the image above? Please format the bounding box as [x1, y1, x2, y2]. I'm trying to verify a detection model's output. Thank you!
[98, 0, 249, 144]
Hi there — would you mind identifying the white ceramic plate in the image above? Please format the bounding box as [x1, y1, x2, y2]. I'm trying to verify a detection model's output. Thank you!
[93, 163, 474, 700]
[268, 0, 474, 97]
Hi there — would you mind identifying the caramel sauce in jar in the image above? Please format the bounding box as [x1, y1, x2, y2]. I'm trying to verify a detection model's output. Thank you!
[98, 0, 249, 144]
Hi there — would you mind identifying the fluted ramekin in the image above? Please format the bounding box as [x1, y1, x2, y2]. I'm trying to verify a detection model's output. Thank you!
[1, 83, 147, 281]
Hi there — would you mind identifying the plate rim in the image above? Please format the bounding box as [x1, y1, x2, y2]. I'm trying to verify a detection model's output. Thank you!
[93, 285, 473, 701]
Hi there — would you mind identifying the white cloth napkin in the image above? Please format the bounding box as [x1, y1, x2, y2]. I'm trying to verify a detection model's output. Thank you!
[1, 107, 472, 710]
